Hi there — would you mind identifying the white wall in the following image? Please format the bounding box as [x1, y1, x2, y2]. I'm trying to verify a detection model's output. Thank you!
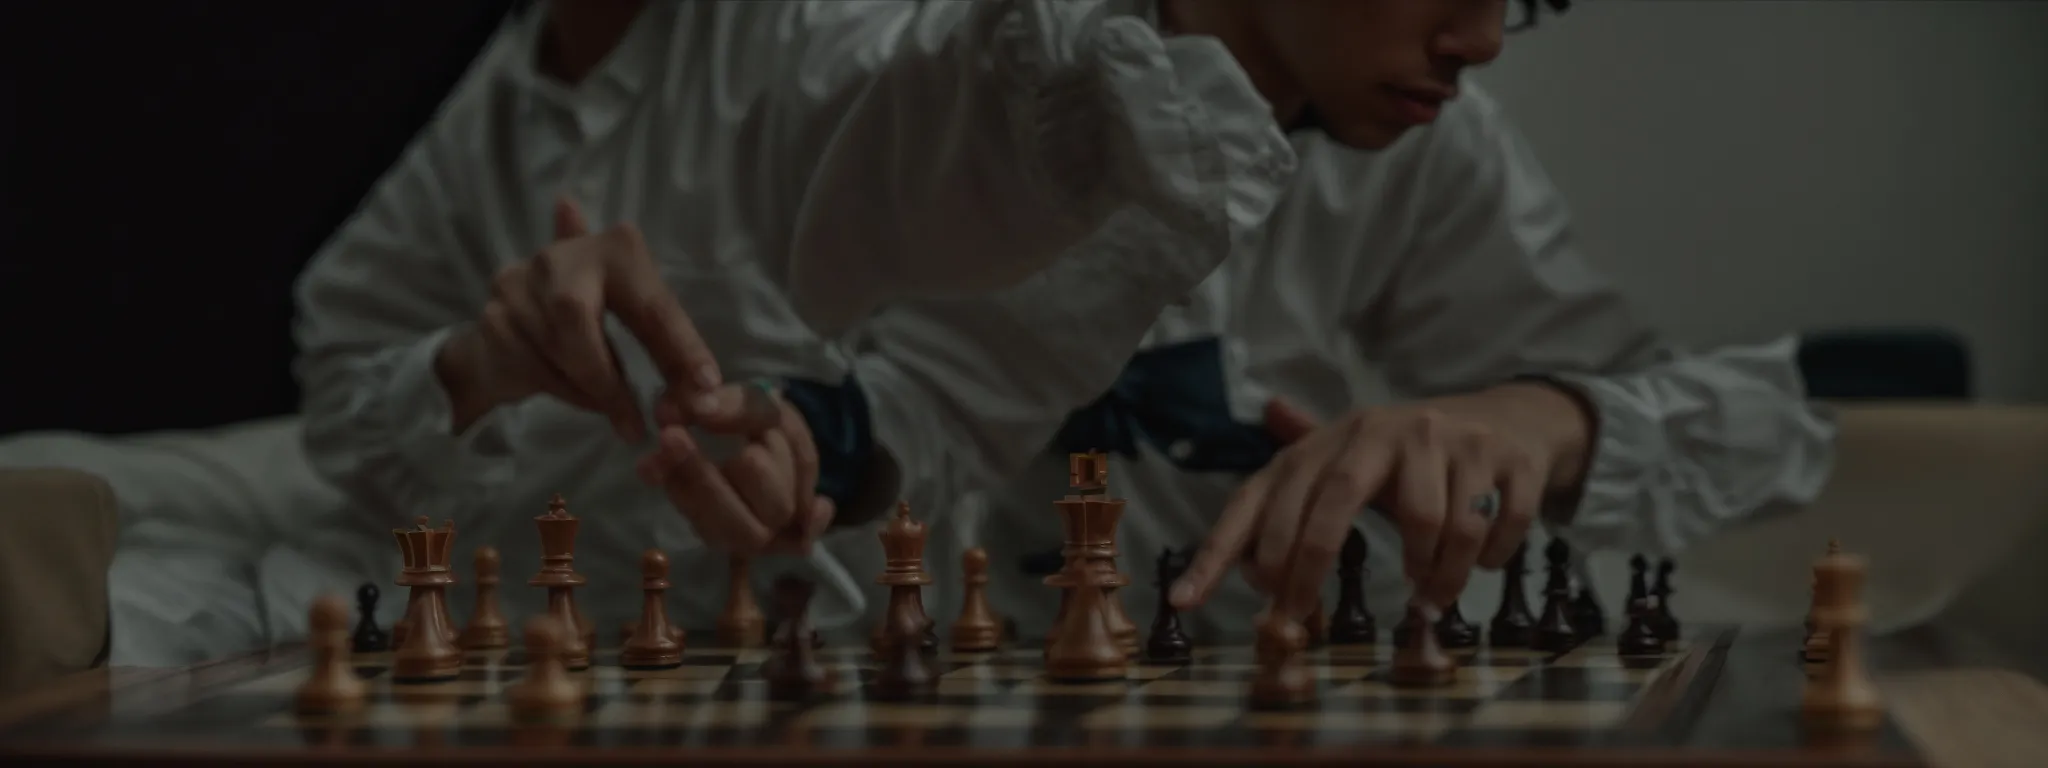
[1471, 0, 2048, 402]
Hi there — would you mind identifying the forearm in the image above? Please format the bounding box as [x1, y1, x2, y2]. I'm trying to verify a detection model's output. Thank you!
[1534, 337, 1837, 556]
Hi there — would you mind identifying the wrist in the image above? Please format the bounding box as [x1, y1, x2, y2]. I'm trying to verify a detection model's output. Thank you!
[434, 325, 508, 434]
[1461, 381, 1596, 490]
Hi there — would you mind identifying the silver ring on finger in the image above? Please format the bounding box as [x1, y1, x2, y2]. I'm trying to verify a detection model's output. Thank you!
[1470, 491, 1500, 519]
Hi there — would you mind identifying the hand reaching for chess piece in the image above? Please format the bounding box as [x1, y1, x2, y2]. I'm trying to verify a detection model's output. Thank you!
[1171, 393, 1592, 614]
[634, 381, 835, 555]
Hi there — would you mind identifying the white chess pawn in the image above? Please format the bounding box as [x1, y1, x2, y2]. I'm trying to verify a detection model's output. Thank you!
[297, 594, 368, 714]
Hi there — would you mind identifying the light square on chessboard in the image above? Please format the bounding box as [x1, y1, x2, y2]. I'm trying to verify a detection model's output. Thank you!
[264, 697, 470, 730]
[1009, 678, 1133, 696]
[1548, 643, 1687, 668]
[1081, 702, 1242, 729]
[583, 697, 782, 728]
[941, 663, 1041, 682]
[1335, 666, 1516, 699]
[1185, 663, 1376, 681]
[1241, 707, 1464, 738]
[1463, 700, 1633, 729]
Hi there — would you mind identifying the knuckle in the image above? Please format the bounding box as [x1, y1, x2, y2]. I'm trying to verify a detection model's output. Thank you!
[488, 264, 527, 297]
[1500, 450, 1541, 477]
[544, 287, 597, 319]
[1406, 408, 1450, 442]
[1314, 466, 1373, 504]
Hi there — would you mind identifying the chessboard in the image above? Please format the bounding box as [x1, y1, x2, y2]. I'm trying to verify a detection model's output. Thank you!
[0, 626, 1927, 766]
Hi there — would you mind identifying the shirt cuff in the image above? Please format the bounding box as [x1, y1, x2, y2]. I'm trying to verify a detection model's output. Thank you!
[778, 374, 899, 528]
[379, 327, 519, 486]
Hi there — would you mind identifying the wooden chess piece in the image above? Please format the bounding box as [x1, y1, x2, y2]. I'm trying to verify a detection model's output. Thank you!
[1801, 548, 1883, 731]
[871, 503, 937, 655]
[297, 594, 367, 714]
[458, 546, 509, 650]
[1434, 601, 1479, 649]
[1803, 540, 1840, 663]
[531, 499, 592, 669]
[1045, 557, 1129, 682]
[951, 547, 1003, 652]
[1058, 452, 1140, 657]
[717, 556, 767, 648]
[1651, 558, 1681, 646]
[870, 597, 936, 701]
[1617, 555, 1665, 656]
[351, 583, 388, 653]
[507, 616, 582, 724]
[1248, 610, 1314, 709]
[1327, 529, 1376, 644]
[764, 577, 836, 698]
[1532, 537, 1579, 652]
[1489, 542, 1537, 647]
[1390, 602, 1457, 688]
[391, 517, 463, 682]
[1144, 548, 1193, 664]
[621, 550, 686, 669]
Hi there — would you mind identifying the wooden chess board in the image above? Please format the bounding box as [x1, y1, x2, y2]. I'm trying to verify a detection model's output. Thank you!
[0, 626, 1926, 766]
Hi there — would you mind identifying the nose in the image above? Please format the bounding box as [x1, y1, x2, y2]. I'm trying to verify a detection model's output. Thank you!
[1434, 3, 1507, 68]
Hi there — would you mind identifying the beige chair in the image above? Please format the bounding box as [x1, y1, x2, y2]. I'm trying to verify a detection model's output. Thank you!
[0, 468, 117, 695]
[1635, 404, 2048, 637]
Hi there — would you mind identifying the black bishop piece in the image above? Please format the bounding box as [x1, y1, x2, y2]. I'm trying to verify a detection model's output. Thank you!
[1145, 548, 1194, 663]
[1617, 555, 1664, 656]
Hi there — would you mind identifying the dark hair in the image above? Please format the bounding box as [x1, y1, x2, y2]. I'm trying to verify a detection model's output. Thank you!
[1511, 0, 1571, 33]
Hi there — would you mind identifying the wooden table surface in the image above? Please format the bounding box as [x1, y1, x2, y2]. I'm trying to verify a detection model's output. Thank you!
[0, 624, 2044, 766]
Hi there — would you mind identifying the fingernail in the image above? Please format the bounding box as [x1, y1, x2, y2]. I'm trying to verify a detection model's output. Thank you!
[694, 364, 721, 390]
[1169, 581, 1195, 607]
[692, 392, 722, 414]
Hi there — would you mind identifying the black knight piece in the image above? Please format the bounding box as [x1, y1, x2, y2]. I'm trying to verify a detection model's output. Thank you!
[1617, 555, 1664, 656]
[1532, 538, 1579, 652]
[351, 583, 388, 653]
[1328, 529, 1376, 644]
[1145, 548, 1193, 663]
[1489, 542, 1537, 647]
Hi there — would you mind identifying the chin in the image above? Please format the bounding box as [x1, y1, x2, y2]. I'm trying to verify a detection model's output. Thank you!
[1324, 122, 1409, 151]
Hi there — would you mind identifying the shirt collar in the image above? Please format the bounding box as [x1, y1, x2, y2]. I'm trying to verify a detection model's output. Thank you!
[502, 0, 671, 133]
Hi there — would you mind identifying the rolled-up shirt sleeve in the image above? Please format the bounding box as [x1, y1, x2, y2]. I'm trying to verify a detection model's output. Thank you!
[771, 0, 1296, 522]
[291, 96, 511, 527]
[1356, 88, 1835, 557]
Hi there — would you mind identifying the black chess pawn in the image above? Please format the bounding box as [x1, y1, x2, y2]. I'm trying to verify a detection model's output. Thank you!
[1145, 548, 1193, 663]
[1570, 569, 1606, 638]
[1651, 558, 1681, 644]
[1532, 538, 1579, 652]
[351, 583, 388, 653]
[1489, 542, 1537, 647]
[1434, 602, 1480, 649]
[1327, 529, 1376, 644]
[1617, 555, 1664, 656]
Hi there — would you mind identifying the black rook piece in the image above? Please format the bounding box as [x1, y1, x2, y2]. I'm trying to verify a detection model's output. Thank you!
[351, 583, 388, 653]
[1532, 538, 1578, 652]
[1145, 548, 1193, 663]
[1489, 542, 1537, 647]
[1327, 529, 1376, 644]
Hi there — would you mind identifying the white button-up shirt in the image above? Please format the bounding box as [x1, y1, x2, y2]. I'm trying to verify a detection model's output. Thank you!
[288, 0, 1295, 632]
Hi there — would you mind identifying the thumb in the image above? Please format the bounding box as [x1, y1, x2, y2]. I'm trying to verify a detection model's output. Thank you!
[553, 197, 591, 240]
[1263, 397, 1322, 445]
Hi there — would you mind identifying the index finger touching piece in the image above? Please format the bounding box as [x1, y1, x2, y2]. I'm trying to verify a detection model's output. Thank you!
[1172, 473, 1272, 610]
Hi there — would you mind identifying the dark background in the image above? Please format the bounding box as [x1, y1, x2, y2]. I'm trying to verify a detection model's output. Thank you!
[2, 1, 514, 435]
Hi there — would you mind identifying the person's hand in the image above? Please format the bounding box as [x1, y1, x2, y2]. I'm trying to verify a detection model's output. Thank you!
[1170, 383, 1592, 618]
[633, 381, 834, 555]
[439, 198, 722, 438]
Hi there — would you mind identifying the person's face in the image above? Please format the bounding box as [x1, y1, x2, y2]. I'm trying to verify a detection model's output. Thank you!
[1250, 0, 1508, 149]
